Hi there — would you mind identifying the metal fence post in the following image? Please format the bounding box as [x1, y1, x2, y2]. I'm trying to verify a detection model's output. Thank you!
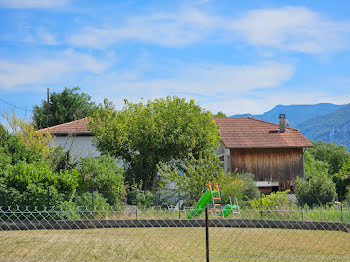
[178, 191, 181, 219]
[91, 191, 94, 210]
[205, 204, 210, 262]
[260, 191, 263, 219]
[341, 202, 343, 223]
[47, 187, 50, 209]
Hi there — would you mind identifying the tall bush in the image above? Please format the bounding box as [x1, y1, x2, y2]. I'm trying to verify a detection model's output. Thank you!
[295, 174, 337, 207]
[76, 155, 125, 206]
[220, 172, 259, 205]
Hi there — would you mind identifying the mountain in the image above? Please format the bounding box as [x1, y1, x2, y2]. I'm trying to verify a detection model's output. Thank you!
[297, 103, 350, 149]
[231, 103, 344, 128]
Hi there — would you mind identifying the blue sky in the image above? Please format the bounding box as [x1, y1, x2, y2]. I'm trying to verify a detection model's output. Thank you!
[0, 0, 350, 122]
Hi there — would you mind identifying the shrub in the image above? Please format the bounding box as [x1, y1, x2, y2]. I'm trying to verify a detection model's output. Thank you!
[127, 182, 154, 208]
[75, 191, 110, 211]
[238, 173, 260, 200]
[295, 174, 337, 207]
[220, 172, 260, 206]
[248, 190, 290, 210]
[76, 155, 125, 206]
[333, 159, 350, 198]
[0, 159, 81, 209]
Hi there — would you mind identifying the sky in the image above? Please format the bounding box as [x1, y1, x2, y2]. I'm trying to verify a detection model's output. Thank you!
[0, 0, 350, 122]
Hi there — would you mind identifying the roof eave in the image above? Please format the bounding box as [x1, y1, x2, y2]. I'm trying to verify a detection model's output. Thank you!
[224, 145, 313, 149]
[51, 132, 94, 136]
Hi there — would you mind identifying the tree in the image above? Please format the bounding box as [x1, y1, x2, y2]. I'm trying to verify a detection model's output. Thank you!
[76, 155, 125, 206]
[303, 150, 329, 179]
[89, 96, 221, 190]
[305, 141, 350, 197]
[295, 173, 337, 207]
[333, 159, 350, 198]
[0, 125, 82, 210]
[213, 111, 227, 118]
[158, 150, 225, 203]
[3, 111, 53, 157]
[33, 87, 97, 129]
[307, 140, 349, 176]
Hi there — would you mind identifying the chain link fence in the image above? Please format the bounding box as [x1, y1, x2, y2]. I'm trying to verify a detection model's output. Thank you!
[1, 204, 349, 261]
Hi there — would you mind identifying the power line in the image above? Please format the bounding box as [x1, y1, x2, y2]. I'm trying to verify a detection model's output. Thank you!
[0, 98, 33, 112]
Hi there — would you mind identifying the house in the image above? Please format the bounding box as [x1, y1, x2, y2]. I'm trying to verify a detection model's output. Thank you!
[37, 117, 99, 160]
[213, 114, 313, 193]
[39, 114, 312, 193]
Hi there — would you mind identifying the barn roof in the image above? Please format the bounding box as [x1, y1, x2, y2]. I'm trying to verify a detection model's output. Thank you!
[213, 117, 313, 149]
[37, 117, 92, 136]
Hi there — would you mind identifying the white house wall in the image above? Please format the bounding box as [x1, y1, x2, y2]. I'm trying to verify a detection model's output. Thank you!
[53, 136, 100, 160]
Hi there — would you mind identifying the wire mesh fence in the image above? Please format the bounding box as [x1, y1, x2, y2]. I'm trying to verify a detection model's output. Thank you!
[0, 205, 349, 261]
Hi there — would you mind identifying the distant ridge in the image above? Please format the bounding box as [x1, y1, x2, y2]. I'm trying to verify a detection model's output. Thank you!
[230, 103, 344, 128]
[298, 103, 350, 149]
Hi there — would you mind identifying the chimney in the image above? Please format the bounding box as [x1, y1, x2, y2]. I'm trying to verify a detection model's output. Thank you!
[279, 114, 286, 132]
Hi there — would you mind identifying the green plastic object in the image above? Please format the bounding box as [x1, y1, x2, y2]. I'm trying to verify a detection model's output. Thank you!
[187, 189, 216, 219]
[222, 204, 238, 217]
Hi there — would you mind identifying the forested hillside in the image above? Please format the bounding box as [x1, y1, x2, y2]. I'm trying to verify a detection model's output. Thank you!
[298, 104, 350, 150]
[231, 103, 343, 128]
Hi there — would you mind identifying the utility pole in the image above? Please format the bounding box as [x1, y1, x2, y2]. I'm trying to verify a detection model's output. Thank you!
[47, 88, 49, 128]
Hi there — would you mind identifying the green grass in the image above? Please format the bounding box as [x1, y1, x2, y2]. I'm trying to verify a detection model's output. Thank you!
[72, 207, 350, 223]
[1, 227, 349, 261]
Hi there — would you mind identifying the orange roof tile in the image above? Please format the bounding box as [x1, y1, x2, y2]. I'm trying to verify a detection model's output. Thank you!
[37, 117, 92, 136]
[213, 117, 313, 148]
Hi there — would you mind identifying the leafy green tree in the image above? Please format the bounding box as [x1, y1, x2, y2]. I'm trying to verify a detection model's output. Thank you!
[304, 150, 329, 179]
[3, 111, 53, 157]
[307, 140, 349, 175]
[89, 96, 221, 190]
[295, 173, 337, 207]
[0, 125, 43, 165]
[158, 150, 225, 203]
[76, 155, 125, 205]
[0, 125, 81, 210]
[33, 87, 97, 129]
[213, 111, 227, 118]
[333, 159, 350, 198]
[305, 141, 350, 197]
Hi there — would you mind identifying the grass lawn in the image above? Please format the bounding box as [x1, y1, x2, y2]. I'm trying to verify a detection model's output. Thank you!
[1, 227, 349, 261]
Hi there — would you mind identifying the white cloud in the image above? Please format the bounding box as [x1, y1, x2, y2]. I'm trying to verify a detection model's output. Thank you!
[23, 28, 58, 45]
[0, 49, 109, 89]
[230, 6, 350, 53]
[68, 9, 218, 48]
[36, 29, 58, 45]
[68, 6, 350, 54]
[85, 61, 294, 106]
[0, 0, 68, 8]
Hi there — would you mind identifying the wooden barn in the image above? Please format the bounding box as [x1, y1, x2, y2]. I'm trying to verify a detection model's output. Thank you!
[214, 115, 313, 193]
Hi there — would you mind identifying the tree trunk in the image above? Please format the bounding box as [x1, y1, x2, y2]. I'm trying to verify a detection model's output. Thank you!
[151, 167, 158, 190]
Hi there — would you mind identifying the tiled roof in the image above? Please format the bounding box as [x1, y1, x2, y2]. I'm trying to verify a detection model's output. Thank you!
[213, 117, 313, 148]
[37, 117, 92, 136]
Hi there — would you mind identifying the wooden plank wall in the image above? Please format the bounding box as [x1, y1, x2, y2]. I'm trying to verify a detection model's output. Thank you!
[231, 148, 304, 183]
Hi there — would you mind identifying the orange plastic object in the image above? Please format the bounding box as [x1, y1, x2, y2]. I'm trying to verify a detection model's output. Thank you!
[207, 182, 212, 191]
[215, 182, 219, 192]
